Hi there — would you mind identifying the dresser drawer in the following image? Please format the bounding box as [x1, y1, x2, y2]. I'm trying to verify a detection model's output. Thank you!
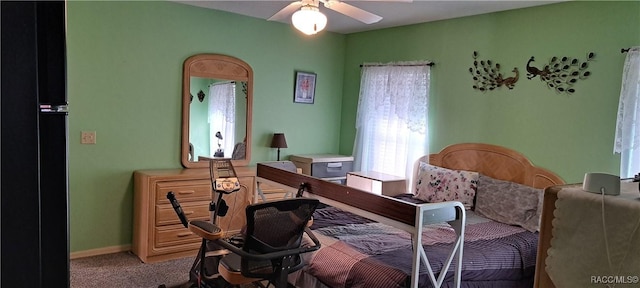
[155, 201, 211, 226]
[290, 154, 354, 179]
[155, 180, 211, 204]
[154, 225, 201, 248]
[311, 161, 353, 178]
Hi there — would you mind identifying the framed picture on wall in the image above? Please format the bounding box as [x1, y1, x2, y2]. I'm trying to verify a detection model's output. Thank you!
[293, 71, 316, 104]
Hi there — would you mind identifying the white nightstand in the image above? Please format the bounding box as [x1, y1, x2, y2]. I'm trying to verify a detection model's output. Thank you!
[346, 171, 407, 196]
[289, 154, 353, 184]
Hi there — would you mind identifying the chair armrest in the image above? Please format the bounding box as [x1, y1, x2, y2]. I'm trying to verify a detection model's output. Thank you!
[189, 220, 223, 241]
[303, 227, 320, 249]
[217, 228, 320, 261]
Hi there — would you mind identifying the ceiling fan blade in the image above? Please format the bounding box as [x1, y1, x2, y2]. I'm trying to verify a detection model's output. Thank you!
[268, 2, 303, 22]
[323, 1, 382, 24]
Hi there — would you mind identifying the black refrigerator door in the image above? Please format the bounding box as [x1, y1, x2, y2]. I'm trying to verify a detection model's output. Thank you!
[1, 1, 70, 287]
[39, 111, 70, 286]
[36, 2, 70, 284]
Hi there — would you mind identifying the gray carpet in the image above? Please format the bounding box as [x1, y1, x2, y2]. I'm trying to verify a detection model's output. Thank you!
[70, 251, 195, 288]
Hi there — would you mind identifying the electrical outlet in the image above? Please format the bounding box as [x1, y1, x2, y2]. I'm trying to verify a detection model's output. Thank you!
[81, 131, 96, 144]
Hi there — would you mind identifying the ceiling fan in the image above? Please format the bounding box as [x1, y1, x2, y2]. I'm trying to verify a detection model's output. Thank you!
[269, 0, 412, 35]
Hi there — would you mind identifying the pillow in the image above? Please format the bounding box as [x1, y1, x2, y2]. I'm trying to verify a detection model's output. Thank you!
[413, 162, 478, 209]
[475, 174, 543, 232]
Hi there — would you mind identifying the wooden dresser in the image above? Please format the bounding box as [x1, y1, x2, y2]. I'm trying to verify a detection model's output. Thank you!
[132, 167, 254, 263]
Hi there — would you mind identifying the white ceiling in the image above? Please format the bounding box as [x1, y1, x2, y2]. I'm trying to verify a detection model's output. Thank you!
[173, 0, 563, 34]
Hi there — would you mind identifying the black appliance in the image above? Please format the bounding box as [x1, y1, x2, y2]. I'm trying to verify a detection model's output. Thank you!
[1, 1, 70, 287]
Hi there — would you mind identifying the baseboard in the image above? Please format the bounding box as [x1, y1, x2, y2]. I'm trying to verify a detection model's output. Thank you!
[70, 244, 131, 260]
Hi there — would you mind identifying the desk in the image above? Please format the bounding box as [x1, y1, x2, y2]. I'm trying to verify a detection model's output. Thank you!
[346, 171, 407, 196]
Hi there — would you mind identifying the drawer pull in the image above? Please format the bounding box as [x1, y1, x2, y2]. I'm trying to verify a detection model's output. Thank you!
[177, 232, 193, 237]
[183, 210, 194, 215]
[177, 190, 195, 195]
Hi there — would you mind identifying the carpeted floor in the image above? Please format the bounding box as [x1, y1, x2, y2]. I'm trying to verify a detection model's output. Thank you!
[70, 251, 196, 288]
[70, 251, 264, 288]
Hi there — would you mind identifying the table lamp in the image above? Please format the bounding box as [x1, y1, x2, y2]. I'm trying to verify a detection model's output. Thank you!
[214, 131, 224, 157]
[270, 133, 288, 161]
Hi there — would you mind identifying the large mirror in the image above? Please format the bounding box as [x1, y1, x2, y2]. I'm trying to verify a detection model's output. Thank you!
[181, 54, 253, 168]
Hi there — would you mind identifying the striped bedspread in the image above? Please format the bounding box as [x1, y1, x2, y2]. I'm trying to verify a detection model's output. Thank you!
[301, 198, 538, 288]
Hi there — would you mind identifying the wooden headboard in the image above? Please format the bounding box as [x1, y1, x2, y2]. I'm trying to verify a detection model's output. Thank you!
[419, 143, 564, 189]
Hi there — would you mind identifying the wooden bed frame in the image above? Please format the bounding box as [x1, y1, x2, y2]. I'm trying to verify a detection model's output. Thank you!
[257, 142, 565, 288]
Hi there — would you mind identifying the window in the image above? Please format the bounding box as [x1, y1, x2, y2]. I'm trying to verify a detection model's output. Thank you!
[614, 47, 640, 178]
[209, 82, 236, 157]
[352, 62, 431, 192]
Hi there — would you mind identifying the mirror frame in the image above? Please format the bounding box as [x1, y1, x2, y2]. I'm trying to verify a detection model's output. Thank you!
[181, 54, 253, 168]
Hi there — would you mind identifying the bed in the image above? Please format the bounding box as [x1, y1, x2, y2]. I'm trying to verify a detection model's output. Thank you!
[256, 143, 564, 288]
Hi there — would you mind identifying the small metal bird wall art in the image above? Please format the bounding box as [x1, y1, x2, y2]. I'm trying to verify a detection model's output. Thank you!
[525, 52, 595, 94]
[469, 51, 519, 91]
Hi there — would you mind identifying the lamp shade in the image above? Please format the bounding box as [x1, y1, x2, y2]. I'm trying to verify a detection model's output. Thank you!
[291, 6, 327, 35]
[270, 133, 288, 149]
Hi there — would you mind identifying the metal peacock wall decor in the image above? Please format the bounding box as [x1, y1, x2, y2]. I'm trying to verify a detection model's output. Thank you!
[525, 52, 595, 94]
[469, 51, 519, 91]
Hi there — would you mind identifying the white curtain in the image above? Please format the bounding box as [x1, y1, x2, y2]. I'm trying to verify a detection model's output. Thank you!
[208, 82, 236, 157]
[353, 61, 430, 192]
[614, 47, 640, 178]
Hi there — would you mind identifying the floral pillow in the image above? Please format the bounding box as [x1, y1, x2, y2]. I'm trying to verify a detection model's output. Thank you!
[474, 174, 543, 232]
[413, 162, 478, 209]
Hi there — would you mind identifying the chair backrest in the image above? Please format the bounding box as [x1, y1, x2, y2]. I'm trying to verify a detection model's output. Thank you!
[241, 198, 319, 278]
[231, 142, 246, 160]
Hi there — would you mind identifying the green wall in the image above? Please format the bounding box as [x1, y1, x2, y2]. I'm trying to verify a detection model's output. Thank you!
[340, 1, 640, 185]
[66, 1, 345, 252]
[67, 1, 639, 253]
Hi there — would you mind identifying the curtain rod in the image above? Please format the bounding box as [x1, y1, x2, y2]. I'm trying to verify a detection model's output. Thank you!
[209, 80, 236, 86]
[621, 48, 630, 53]
[360, 62, 434, 67]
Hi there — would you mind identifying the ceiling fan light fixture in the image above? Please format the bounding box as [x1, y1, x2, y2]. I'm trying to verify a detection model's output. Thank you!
[291, 5, 327, 35]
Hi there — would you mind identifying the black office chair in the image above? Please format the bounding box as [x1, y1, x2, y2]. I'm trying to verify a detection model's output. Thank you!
[216, 198, 321, 288]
